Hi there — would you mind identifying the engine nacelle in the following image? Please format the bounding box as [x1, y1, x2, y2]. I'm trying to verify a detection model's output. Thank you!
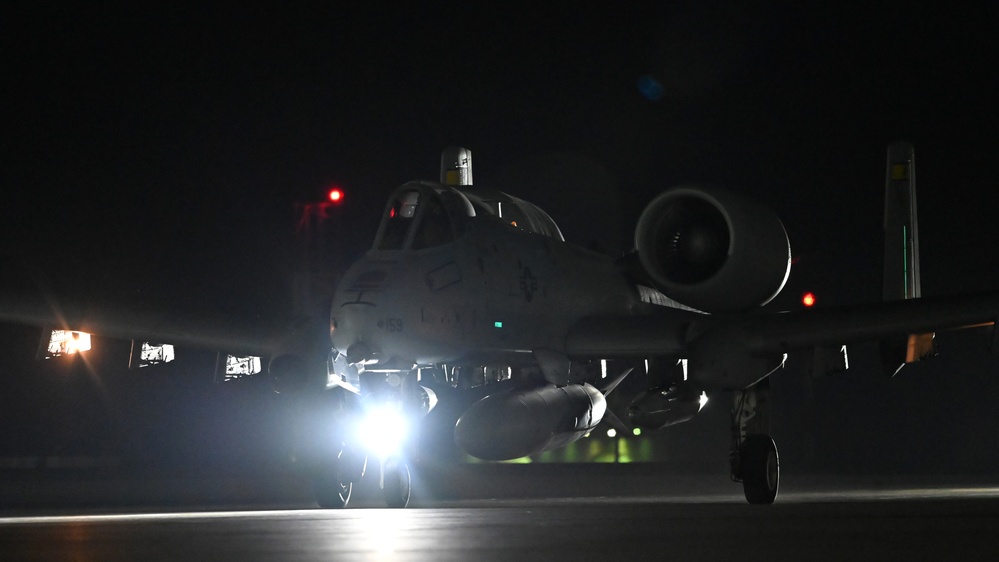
[635, 185, 790, 312]
[454, 383, 605, 461]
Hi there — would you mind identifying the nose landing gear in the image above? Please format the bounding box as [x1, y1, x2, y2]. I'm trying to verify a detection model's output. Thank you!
[313, 449, 360, 509]
[313, 449, 413, 509]
[382, 457, 412, 508]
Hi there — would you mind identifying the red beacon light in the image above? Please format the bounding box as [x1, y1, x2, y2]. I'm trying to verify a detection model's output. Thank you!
[802, 292, 816, 308]
[327, 188, 344, 203]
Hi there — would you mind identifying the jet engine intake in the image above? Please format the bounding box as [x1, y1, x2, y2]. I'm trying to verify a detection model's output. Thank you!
[454, 383, 605, 460]
[634, 185, 790, 312]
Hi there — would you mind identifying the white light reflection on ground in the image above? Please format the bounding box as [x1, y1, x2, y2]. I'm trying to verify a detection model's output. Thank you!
[335, 508, 418, 560]
[2, 484, 999, 527]
[0, 507, 435, 560]
[5, 485, 999, 529]
[0, 509, 313, 526]
[780, 486, 999, 503]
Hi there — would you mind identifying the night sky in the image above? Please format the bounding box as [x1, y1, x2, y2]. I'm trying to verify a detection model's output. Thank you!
[3, 4, 999, 474]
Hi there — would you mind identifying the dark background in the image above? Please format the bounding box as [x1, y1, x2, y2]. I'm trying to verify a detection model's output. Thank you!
[2, 4, 999, 480]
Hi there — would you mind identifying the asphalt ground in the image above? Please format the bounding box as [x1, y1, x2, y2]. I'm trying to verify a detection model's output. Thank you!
[2, 465, 999, 560]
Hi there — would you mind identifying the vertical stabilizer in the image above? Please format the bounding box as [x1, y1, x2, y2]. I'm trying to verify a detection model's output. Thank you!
[883, 141, 920, 301]
[881, 141, 934, 375]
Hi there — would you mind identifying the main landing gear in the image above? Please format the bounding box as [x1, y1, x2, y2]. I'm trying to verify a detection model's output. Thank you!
[730, 382, 779, 504]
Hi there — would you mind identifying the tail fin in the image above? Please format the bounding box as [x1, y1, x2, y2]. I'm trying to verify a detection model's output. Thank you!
[882, 141, 921, 301]
[881, 141, 935, 376]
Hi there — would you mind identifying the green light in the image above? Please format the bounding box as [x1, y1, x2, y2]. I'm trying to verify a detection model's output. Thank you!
[632, 428, 642, 436]
[494, 321, 503, 328]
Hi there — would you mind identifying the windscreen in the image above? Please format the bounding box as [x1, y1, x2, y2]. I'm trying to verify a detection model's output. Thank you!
[378, 190, 420, 250]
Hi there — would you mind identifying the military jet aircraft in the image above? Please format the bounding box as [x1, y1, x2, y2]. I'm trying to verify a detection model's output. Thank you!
[3, 143, 997, 507]
[320, 143, 998, 507]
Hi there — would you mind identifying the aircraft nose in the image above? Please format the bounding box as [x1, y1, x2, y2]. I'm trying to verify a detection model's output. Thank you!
[346, 341, 375, 364]
[331, 302, 374, 355]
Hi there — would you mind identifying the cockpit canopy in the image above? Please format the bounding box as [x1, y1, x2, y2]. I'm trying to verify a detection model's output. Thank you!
[375, 182, 470, 251]
[457, 187, 564, 241]
[373, 181, 564, 252]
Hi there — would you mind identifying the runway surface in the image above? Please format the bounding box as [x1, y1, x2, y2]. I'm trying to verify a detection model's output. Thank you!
[3, 471, 999, 561]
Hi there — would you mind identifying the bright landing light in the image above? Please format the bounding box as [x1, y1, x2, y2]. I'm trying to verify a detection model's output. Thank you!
[358, 403, 409, 458]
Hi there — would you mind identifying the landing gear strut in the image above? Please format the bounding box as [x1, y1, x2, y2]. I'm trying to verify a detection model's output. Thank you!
[730, 382, 779, 504]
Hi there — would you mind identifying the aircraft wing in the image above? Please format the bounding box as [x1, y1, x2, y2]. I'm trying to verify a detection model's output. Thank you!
[739, 291, 999, 355]
[565, 291, 998, 379]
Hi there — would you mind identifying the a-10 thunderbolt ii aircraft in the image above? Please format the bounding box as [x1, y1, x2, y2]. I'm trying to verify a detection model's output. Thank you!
[320, 143, 998, 507]
[4, 143, 998, 507]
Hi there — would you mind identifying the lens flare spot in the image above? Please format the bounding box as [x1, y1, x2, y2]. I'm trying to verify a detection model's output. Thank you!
[637, 74, 664, 101]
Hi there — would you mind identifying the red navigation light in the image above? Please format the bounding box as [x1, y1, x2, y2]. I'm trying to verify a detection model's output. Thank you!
[802, 292, 816, 308]
[327, 188, 344, 203]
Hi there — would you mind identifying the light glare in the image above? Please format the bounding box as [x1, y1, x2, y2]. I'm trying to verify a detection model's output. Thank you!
[358, 404, 408, 457]
[46, 330, 92, 357]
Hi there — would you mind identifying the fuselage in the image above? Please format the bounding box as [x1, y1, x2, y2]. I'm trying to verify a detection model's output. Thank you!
[324, 178, 795, 462]
[328, 180, 784, 398]
[330, 181, 653, 371]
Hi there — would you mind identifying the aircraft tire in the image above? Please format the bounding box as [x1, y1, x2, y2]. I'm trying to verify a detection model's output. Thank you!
[740, 434, 779, 505]
[383, 458, 412, 508]
[313, 463, 352, 509]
